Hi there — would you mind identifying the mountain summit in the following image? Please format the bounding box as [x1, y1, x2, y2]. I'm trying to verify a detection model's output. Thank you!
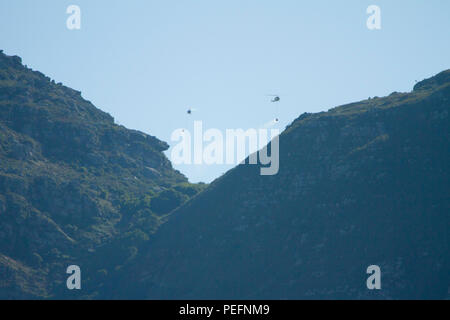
[0, 50, 448, 299]
[117, 70, 450, 299]
[0, 51, 205, 298]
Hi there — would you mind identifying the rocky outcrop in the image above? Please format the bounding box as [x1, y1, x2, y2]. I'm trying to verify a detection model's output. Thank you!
[0, 51, 205, 299]
[118, 70, 450, 300]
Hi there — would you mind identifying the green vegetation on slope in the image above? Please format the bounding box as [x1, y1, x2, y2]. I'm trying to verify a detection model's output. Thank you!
[0, 50, 206, 299]
[119, 70, 450, 299]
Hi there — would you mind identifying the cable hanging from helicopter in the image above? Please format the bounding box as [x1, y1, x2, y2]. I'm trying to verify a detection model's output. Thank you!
[266, 94, 281, 122]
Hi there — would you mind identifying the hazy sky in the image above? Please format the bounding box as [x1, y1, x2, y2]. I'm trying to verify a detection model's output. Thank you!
[1, 0, 449, 182]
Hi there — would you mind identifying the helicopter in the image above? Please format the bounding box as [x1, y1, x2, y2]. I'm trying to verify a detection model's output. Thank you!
[265, 95, 281, 122]
[266, 95, 280, 103]
[186, 107, 198, 114]
[182, 108, 197, 132]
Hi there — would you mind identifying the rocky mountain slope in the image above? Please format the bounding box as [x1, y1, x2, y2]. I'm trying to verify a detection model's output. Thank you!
[0, 50, 205, 299]
[1, 49, 448, 299]
[117, 70, 450, 299]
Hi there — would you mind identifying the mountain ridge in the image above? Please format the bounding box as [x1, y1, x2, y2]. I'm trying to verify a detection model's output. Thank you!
[0, 49, 448, 299]
[0, 50, 206, 299]
[114, 69, 450, 299]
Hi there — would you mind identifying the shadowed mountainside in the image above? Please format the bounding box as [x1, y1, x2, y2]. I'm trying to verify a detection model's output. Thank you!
[0, 49, 448, 299]
[0, 50, 206, 299]
[115, 70, 450, 299]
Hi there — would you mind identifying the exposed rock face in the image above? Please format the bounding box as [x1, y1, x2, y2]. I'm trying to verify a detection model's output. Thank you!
[0, 51, 205, 299]
[117, 70, 450, 299]
[1, 49, 448, 299]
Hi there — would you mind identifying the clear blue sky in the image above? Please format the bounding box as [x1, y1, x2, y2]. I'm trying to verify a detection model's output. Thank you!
[1, 0, 449, 182]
